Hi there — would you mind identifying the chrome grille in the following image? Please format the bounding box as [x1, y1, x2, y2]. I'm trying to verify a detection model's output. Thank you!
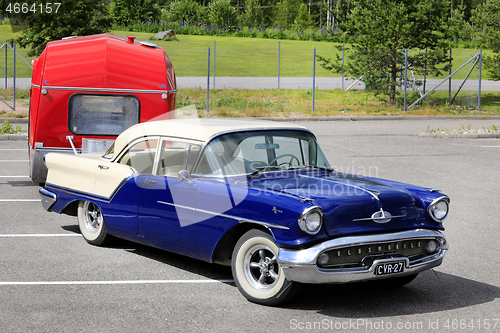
[317, 238, 440, 269]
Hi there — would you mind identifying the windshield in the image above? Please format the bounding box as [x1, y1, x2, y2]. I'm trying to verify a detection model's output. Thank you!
[194, 130, 330, 176]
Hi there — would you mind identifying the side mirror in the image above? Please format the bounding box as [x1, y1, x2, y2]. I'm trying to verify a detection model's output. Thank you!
[178, 170, 191, 182]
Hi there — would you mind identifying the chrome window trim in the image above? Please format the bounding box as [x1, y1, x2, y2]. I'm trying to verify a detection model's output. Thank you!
[114, 136, 162, 175]
[191, 128, 318, 178]
[157, 201, 289, 230]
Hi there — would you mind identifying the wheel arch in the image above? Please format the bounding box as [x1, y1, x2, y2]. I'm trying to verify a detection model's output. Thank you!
[211, 223, 275, 266]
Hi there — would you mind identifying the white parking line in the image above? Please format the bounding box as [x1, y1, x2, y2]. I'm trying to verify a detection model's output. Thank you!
[0, 149, 27, 151]
[0, 160, 29, 162]
[482, 146, 500, 148]
[0, 234, 80, 237]
[0, 199, 40, 202]
[0, 279, 234, 286]
[0, 176, 30, 178]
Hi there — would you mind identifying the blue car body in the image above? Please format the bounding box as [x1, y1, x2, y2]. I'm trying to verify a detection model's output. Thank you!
[40, 119, 449, 304]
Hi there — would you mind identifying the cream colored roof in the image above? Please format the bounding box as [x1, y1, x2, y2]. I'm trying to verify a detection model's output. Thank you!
[113, 118, 307, 155]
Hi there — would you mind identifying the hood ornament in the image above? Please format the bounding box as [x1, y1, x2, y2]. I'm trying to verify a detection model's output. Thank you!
[353, 208, 406, 224]
[272, 207, 283, 214]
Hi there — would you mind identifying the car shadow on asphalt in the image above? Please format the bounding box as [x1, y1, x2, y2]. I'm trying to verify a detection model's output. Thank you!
[285, 270, 500, 315]
[60, 223, 498, 314]
[61, 224, 234, 281]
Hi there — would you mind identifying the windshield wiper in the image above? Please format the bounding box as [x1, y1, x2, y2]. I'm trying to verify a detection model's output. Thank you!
[288, 165, 335, 172]
[247, 165, 285, 178]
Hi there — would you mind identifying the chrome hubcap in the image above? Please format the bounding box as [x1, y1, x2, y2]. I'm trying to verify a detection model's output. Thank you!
[244, 245, 279, 290]
[83, 202, 102, 234]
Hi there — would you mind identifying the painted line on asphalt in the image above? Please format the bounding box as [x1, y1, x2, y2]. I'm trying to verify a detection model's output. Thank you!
[482, 146, 500, 148]
[0, 199, 40, 202]
[0, 279, 235, 286]
[0, 176, 30, 178]
[0, 234, 80, 237]
[0, 160, 29, 162]
[0, 149, 27, 151]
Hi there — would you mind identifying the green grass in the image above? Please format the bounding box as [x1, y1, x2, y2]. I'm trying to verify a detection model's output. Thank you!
[2, 88, 500, 119]
[0, 25, 496, 80]
[0, 24, 498, 118]
[176, 88, 500, 118]
[110, 31, 495, 80]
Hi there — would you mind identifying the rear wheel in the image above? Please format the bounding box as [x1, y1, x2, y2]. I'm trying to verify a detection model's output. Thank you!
[231, 229, 297, 306]
[77, 201, 110, 246]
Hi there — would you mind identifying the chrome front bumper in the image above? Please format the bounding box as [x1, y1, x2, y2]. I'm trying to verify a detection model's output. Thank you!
[277, 229, 448, 284]
[39, 188, 57, 211]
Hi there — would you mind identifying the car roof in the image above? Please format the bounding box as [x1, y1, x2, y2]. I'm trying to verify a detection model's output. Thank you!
[113, 118, 308, 154]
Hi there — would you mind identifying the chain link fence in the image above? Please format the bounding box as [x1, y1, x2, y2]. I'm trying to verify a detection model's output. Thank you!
[0, 39, 488, 115]
[0, 41, 33, 112]
[169, 42, 486, 114]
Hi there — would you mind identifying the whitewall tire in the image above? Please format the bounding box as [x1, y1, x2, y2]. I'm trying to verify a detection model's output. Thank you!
[77, 201, 110, 246]
[231, 229, 297, 305]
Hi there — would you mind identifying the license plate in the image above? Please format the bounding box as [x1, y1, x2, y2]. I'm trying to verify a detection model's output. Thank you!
[375, 261, 405, 276]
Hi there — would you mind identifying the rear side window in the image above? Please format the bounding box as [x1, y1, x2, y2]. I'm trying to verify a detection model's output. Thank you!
[68, 94, 140, 136]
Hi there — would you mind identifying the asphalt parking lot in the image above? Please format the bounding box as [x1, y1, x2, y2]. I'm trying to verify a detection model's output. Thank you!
[1, 118, 499, 332]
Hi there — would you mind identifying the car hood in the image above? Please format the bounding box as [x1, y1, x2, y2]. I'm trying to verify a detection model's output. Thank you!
[246, 170, 441, 237]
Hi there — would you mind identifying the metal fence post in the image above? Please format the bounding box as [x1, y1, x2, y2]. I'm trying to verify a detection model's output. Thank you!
[213, 41, 216, 89]
[403, 49, 408, 112]
[342, 42, 345, 91]
[4, 41, 7, 89]
[478, 49, 482, 111]
[423, 47, 427, 94]
[278, 41, 280, 91]
[13, 43, 15, 110]
[449, 48, 452, 103]
[312, 48, 316, 112]
[207, 47, 210, 113]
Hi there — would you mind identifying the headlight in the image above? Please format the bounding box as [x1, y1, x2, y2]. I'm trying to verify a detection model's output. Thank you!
[298, 206, 323, 235]
[428, 196, 450, 223]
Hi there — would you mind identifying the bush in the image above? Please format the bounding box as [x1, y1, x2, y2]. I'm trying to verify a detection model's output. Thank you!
[168, 0, 208, 24]
[209, 0, 238, 31]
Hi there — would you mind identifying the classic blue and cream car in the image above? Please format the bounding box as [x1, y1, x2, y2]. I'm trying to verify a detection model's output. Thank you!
[40, 119, 449, 305]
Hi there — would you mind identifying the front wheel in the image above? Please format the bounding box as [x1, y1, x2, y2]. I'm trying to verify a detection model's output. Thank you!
[77, 201, 110, 246]
[231, 229, 297, 306]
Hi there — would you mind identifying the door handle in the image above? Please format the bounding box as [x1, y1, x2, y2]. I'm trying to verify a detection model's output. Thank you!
[145, 179, 157, 185]
[98, 165, 109, 170]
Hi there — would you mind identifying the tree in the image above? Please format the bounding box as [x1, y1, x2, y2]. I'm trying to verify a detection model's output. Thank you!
[209, 0, 238, 29]
[294, 3, 315, 31]
[169, 0, 208, 23]
[275, 0, 301, 30]
[110, 0, 161, 26]
[240, 0, 276, 28]
[472, 0, 500, 80]
[318, 0, 453, 105]
[15, 0, 112, 56]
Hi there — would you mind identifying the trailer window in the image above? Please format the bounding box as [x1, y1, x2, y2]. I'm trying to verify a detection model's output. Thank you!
[69, 94, 140, 136]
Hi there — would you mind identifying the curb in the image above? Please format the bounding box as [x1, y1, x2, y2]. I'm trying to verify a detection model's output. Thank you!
[3, 116, 500, 124]
[0, 133, 28, 141]
[257, 115, 500, 122]
[0, 118, 28, 124]
[419, 132, 500, 139]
